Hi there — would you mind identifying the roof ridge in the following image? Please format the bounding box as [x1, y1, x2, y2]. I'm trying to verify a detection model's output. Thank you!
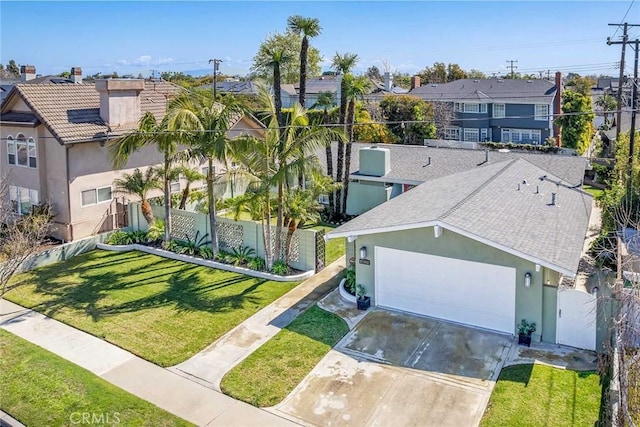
[437, 159, 517, 221]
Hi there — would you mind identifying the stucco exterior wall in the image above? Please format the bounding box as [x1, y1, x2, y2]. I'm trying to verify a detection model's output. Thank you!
[346, 181, 392, 216]
[351, 226, 554, 341]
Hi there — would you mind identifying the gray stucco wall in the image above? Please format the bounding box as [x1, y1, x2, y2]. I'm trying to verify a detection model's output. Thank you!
[351, 226, 556, 341]
[346, 181, 392, 216]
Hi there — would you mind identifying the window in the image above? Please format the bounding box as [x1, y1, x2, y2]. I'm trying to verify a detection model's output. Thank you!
[9, 185, 39, 215]
[318, 194, 329, 204]
[463, 103, 479, 113]
[453, 102, 462, 112]
[170, 179, 181, 193]
[480, 103, 487, 114]
[81, 186, 112, 207]
[493, 103, 505, 119]
[463, 128, 479, 142]
[481, 128, 488, 142]
[7, 135, 15, 164]
[7, 134, 36, 168]
[444, 126, 460, 140]
[535, 104, 549, 121]
[501, 128, 542, 144]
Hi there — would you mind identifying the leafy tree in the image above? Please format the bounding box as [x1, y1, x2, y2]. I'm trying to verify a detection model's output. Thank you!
[113, 167, 161, 225]
[392, 73, 412, 89]
[555, 89, 594, 154]
[331, 52, 359, 214]
[287, 15, 322, 107]
[353, 109, 397, 143]
[380, 95, 436, 144]
[595, 94, 617, 127]
[447, 63, 467, 81]
[468, 69, 487, 79]
[167, 92, 247, 255]
[419, 62, 447, 83]
[565, 75, 596, 96]
[7, 60, 19, 76]
[251, 30, 322, 85]
[57, 71, 71, 78]
[366, 65, 381, 80]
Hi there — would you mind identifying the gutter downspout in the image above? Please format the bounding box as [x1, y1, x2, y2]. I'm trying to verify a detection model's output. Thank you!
[66, 144, 73, 242]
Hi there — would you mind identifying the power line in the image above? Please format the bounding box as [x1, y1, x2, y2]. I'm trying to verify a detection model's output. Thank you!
[506, 59, 518, 78]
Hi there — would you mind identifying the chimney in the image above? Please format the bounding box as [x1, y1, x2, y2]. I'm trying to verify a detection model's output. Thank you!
[553, 71, 562, 148]
[95, 79, 145, 127]
[410, 75, 421, 91]
[20, 65, 36, 81]
[383, 72, 393, 92]
[70, 67, 82, 84]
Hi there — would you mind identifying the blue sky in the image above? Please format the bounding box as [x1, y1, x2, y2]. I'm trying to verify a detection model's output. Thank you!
[1, 1, 639, 78]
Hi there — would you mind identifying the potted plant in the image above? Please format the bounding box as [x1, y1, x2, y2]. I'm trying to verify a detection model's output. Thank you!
[356, 284, 371, 311]
[517, 319, 537, 347]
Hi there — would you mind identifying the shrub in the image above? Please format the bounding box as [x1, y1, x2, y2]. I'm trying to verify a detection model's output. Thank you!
[228, 246, 256, 266]
[517, 319, 537, 336]
[146, 220, 165, 244]
[163, 239, 183, 253]
[247, 256, 265, 271]
[131, 230, 147, 244]
[106, 231, 132, 245]
[216, 249, 232, 263]
[181, 231, 212, 256]
[271, 260, 288, 276]
[198, 246, 214, 259]
[344, 266, 356, 296]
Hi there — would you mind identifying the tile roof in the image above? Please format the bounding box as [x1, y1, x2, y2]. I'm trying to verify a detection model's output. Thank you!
[320, 142, 588, 187]
[409, 78, 557, 103]
[330, 158, 592, 275]
[1, 80, 182, 144]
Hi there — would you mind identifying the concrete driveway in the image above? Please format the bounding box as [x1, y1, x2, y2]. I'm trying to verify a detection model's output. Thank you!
[271, 309, 513, 427]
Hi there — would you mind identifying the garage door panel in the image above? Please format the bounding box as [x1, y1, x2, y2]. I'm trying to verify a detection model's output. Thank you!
[375, 247, 516, 334]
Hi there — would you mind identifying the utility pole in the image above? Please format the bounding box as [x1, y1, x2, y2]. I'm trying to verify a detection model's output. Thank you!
[608, 23, 634, 142]
[506, 60, 518, 78]
[208, 59, 222, 100]
[629, 39, 639, 178]
[150, 69, 159, 79]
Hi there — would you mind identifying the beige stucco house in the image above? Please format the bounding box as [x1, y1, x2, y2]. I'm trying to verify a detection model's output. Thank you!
[0, 77, 263, 242]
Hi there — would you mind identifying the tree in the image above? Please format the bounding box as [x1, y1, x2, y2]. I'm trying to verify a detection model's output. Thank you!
[596, 94, 617, 127]
[342, 75, 371, 213]
[419, 62, 447, 83]
[251, 30, 322, 85]
[113, 167, 161, 225]
[313, 91, 337, 213]
[555, 89, 594, 154]
[7, 60, 19, 77]
[254, 40, 292, 129]
[57, 71, 71, 78]
[380, 95, 436, 144]
[167, 92, 247, 255]
[331, 52, 359, 214]
[177, 166, 205, 210]
[353, 109, 397, 143]
[565, 75, 596, 96]
[366, 65, 381, 80]
[446, 63, 467, 81]
[109, 111, 183, 242]
[468, 69, 487, 79]
[287, 15, 322, 108]
[0, 175, 52, 298]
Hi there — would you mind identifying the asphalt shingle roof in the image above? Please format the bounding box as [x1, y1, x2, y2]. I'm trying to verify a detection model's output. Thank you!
[409, 78, 556, 103]
[1, 80, 182, 144]
[330, 158, 592, 275]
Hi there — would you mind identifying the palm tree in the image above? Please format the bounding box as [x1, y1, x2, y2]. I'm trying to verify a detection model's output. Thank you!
[313, 91, 337, 214]
[342, 75, 371, 213]
[167, 92, 247, 256]
[113, 167, 161, 225]
[110, 111, 183, 242]
[331, 52, 359, 213]
[176, 166, 205, 210]
[287, 15, 322, 108]
[595, 94, 617, 127]
[255, 45, 292, 129]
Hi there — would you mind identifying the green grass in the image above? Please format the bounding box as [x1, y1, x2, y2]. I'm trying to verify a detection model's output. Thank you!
[583, 185, 604, 199]
[220, 304, 349, 407]
[307, 224, 344, 264]
[5, 250, 298, 367]
[0, 329, 192, 426]
[480, 364, 601, 427]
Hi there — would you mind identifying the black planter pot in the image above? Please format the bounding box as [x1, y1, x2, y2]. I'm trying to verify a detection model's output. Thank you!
[357, 296, 371, 311]
[518, 334, 532, 347]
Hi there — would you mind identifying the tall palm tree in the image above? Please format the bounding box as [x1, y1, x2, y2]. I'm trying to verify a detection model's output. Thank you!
[176, 166, 205, 210]
[113, 167, 161, 225]
[255, 45, 292, 129]
[342, 75, 371, 213]
[595, 94, 617, 127]
[331, 52, 359, 213]
[313, 91, 337, 214]
[287, 15, 322, 108]
[110, 111, 183, 242]
[167, 92, 247, 256]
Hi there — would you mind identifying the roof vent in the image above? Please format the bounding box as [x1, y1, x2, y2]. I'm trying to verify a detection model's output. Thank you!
[526, 80, 533, 83]
[431, 84, 437, 87]
[522, 179, 528, 185]
[473, 79, 479, 83]
[550, 192, 557, 206]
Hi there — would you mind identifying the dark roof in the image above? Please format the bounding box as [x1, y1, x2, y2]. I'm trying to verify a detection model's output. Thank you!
[294, 76, 340, 94]
[409, 78, 557, 103]
[320, 142, 588, 187]
[202, 81, 259, 95]
[329, 158, 592, 275]
[0, 111, 39, 125]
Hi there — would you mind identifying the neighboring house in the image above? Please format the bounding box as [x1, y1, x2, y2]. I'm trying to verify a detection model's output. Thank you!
[327, 151, 596, 349]
[409, 74, 562, 145]
[321, 142, 588, 216]
[200, 80, 260, 96]
[0, 76, 264, 242]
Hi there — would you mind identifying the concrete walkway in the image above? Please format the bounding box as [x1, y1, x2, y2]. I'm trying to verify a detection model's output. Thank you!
[171, 256, 346, 390]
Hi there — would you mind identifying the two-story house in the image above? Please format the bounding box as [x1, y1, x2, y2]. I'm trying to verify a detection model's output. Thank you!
[0, 76, 263, 242]
[409, 73, 562, 146]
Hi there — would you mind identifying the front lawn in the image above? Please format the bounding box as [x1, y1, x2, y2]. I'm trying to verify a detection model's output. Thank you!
[481, 364, 601, 427]
[583, 185, 604, 199]
[221, 304, 349, 407]
[5, 250, 298, 366]
[0, 329, 192, 426]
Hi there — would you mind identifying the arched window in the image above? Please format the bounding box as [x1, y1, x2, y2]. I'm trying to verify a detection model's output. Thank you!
[12, 133, 37, 168]
[6, 135, 15, 164]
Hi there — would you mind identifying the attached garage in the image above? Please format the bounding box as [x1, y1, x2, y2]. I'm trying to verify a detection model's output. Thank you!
[374, 247, 516, 334]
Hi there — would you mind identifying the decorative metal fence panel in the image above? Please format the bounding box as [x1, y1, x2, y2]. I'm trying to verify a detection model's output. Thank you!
[315, 229, 326, 272]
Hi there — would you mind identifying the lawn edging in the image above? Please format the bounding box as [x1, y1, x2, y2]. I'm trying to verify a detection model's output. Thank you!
[96, 243, 314, 282]
[338, 278, 356, 303]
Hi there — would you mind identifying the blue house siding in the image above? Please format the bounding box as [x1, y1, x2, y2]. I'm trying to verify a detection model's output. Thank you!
[490, 104, 549, 129]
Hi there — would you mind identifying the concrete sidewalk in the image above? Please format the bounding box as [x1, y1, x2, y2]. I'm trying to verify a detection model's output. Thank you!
[171, 256, 346, 390]
[0, 299, 298, 426]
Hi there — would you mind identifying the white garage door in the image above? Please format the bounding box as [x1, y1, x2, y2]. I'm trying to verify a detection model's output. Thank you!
[375, 247, 516, 334]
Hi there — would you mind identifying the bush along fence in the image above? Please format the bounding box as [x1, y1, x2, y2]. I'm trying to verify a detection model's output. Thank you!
[128, 203, 325, 273]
